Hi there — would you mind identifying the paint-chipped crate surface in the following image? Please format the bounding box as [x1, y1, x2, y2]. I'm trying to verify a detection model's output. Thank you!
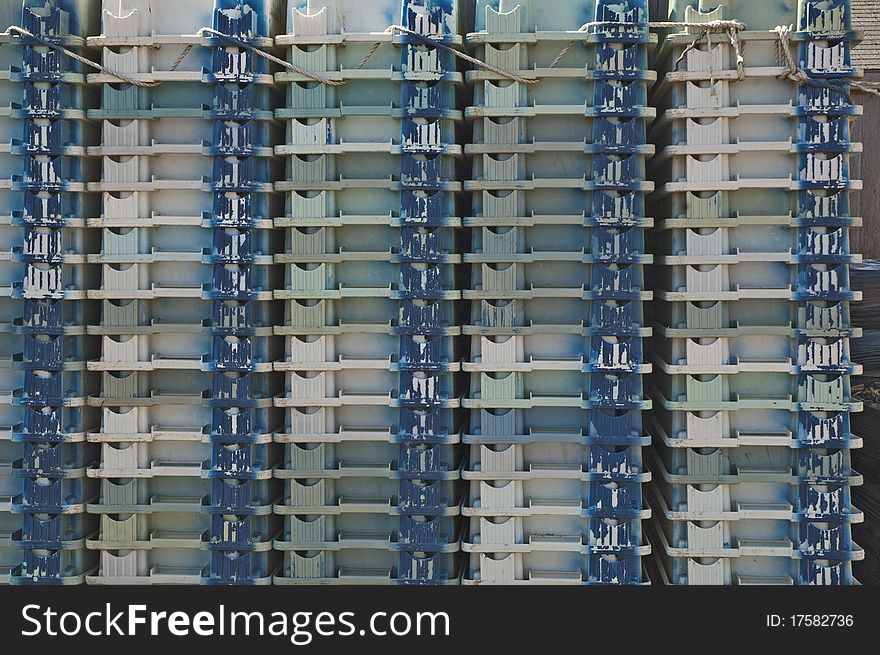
[0, 0, 868, 586]
[460, 0, 656, 585]
[0, 2, 22, 585]
[271, 0, 464, 585]
[82, 0, 283, 585]
[0, 0, 101, 585]
[647, 0, 865, 585]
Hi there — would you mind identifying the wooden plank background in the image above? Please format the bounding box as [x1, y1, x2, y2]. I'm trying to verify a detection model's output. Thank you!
[853, 402, 880, 585]
[851, 72, 880, 260]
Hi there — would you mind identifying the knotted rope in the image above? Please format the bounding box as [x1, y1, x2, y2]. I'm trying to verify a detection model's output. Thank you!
[546, 19, 747, 80]
[5, 19, 877, 97]
[1, 24, 175, 87]
[774, 24, 880, 98]
[196, 26, 346, 86]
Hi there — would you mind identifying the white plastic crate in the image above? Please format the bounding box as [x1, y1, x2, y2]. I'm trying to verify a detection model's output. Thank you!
[272, 0, 463, 585]
[648, 0, 864, 585]
[0, 0, 102, 586]
[84, 0, 283, 585]
[462, 0, 655, 585]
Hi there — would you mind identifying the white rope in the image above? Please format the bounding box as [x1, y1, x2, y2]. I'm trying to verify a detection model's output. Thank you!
[2, 24, 165, 87]
[3, 23, 350, 88]
[356, 40, 384, 70]
[197, 26, 346, 86]
[383, 24, 539, 84]
[774, 24, 880, 98]
[775, 25, 813, 85]
[7, 18, 874, 98]
[368, 20, 747, 86]
[0, 19, 746, 90]
[546, 19, 747, 80]
[202, 25, 525, 86]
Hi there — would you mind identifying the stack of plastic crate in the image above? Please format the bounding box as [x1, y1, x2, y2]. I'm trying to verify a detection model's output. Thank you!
[0, 1, 24, 586]
[272, 0, 463, 584]
[648, 0, 865, 584]
[462, 0, 654, 584]
[0, 2, 17, 584]
[0, 0, 99, 585]
[83, 0, 281, 584]
[201, 0, 282, 585]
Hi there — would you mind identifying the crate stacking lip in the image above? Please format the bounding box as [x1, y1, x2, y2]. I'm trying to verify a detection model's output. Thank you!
[647, 0, 864, 585]
[270, 0, 463, 586]
[459, 0, 655, 586]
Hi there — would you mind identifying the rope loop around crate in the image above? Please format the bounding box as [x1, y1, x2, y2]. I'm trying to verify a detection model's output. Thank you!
[196, 26, 346, 86]
[2, 24, 166, 87]
[774, 24, 880, 99]
[5, 19, 878, 97]
[381, 24, 540, 84]
[544, 19, 747, 79]
[0, 19, 751, 90]
[199, 24, 542, 86]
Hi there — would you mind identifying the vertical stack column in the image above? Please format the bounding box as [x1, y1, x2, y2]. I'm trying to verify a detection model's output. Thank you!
[396, 0, 463, 585]
[793, 0, 864, 585]
[648, 0, 864, 585]
[205, 0, 281, 585]
[8, 0, 98, 585]
[0, 2, 19, 584]
[85, 0, 216, 584]
[462, 0, 652, 585]
[272, 0, 462, 585]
